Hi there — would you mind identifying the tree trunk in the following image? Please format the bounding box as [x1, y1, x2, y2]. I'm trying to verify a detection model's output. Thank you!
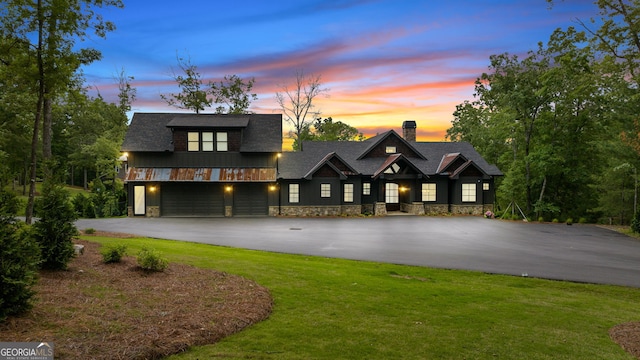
[43, 96, 52, 159]
[25, 0, 45, 225]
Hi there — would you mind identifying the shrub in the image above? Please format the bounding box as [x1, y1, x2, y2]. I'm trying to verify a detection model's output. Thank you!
[552, 218, 559, 223]
[632, 210, 640, 234]
[566, 218, 573, 225]
[33, 183, 78, 270]
[537, 216, 545, 222]
[84, 228, 96, 234]
[0, 189, 40, 321]
[137, 247, 168, 272]
[578, 217, 588, 224]
[101, 244, 128, 264]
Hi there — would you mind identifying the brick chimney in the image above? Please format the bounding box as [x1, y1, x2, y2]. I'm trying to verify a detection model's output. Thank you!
[402, 121, 416, 142]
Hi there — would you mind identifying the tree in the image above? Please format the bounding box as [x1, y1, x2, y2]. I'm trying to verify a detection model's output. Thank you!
[0, 188, 40, 321]
[33, 182, 78, 270]
[293, 117, 363, 150]
[0, 0, 123, 224]
[161, 55, 211, 114]
[116, 67, 137, 115]
[276, 70, 328, 150]
[210, 74, 257, 114]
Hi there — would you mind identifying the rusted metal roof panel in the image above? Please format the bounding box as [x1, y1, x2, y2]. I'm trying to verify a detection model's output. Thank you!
[125, 168, 276, 182]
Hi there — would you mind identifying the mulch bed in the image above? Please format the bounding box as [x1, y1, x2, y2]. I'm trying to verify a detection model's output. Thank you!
[610, 322, 640, 359]
[0, 239, 273, 359]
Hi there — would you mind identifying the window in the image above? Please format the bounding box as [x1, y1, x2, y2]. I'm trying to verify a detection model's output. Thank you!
[187, 132, 199, 151]
[344, 184, 354, 202]
[289, 184, 299, 203]
[385, 146, 396, 154]
[321, 183, 331, 198]
[202, 132, 214, 151]
[422, 183, 436, 202]
[362, 182, 371, 195]
[216, 132, 228, 152]
[462, 183, 476, 202]
[483, 183, 490, 191]
[385, 183, 399, 203]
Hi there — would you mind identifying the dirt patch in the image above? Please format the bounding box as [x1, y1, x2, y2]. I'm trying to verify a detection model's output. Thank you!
[0, 240, 273, 359]
[611, 322, 640, 359]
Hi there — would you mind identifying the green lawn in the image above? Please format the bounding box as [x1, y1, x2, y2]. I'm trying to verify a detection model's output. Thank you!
[82, 235, 640, 360]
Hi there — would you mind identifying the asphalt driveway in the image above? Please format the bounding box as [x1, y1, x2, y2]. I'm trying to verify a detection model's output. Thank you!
[75, 216, 640, 287]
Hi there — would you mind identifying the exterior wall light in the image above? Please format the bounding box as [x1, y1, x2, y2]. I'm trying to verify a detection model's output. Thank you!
[269, 184, 277, 192]
[149, 185, 156, 192]
[225, 185, 233, 192]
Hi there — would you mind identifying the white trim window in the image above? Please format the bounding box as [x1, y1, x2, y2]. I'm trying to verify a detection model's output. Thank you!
[421, 183, 436, 202]
[187, 132, 199, 151]
[344, 183, 354, 202]
[202, 132, 214, 151]
[289, 184, 300, 203]
[321, 183, 331, 198]
[362, 182, 371, 195]
[216, 132, 228, 152]
[483, 182, 490, 191]
[462, 183, 476, 202]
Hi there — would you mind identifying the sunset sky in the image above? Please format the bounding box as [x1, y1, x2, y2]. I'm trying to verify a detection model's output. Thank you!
[82, 0, 599, 145]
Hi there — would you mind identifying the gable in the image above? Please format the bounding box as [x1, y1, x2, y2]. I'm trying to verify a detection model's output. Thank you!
[373, 153, 426, 179]
[303, 152, 358, 180]
[358, 131, 425, 160]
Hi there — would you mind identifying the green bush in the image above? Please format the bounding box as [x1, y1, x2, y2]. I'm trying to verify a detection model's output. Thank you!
[632, 210, 640, 234]
[137, 247, 168, 272]
[566, 218, 573, 225]
[537, 216, 545, 222]
[33, 183, 78, 270]
[0, 189, 40, 321]
[578, 217, 588, 224]
[84, 228, 96, 234]
[101, 244, 128, 264]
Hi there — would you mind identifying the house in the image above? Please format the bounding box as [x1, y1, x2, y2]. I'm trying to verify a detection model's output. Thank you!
[121, 113, 282, 217]
[122, 114, 502, 217]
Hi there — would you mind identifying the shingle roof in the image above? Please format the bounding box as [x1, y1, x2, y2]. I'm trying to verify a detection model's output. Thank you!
[121, 113, 282, 153]
[277, 130, 502, 179]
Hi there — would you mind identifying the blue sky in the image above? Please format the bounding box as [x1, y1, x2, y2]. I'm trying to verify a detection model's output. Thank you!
[82, 0, 599, 144]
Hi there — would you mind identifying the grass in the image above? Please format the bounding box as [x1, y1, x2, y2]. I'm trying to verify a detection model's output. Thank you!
[80, 235, 640, 360]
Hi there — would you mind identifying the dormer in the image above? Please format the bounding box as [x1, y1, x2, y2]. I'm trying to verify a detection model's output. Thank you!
[167, 116, 249, 153]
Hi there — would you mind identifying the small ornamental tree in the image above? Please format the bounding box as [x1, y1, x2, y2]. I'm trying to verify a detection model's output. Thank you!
[0, 189, 40, 321]
[33, 183, 78, 270]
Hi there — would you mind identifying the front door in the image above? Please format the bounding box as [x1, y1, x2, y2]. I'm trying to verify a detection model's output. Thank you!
[385, 183, 399, 211]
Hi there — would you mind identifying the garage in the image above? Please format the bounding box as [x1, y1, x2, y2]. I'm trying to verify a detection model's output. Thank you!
[162, 183, 224, 217]
[233, 183, 269, 216]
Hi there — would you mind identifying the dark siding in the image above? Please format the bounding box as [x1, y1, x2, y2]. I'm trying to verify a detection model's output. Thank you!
[365, 136, 421, 158]
[161, 183, 224, 216]
[314, 164, 341, 177]
[300, 178, 342, 206]
[228, 130, 242, 151]
[174, 130, 187, 151]
[129, 152, 277, 168]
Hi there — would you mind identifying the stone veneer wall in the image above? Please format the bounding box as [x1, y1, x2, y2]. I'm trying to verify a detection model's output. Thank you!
[400, 202, 426, 215]
[147, 206, 160, 217]
[127, 206, 160, 217]
[450, 204, 493, 216]
[374, 202, 387, 216]
[423, 204, 449, 215]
